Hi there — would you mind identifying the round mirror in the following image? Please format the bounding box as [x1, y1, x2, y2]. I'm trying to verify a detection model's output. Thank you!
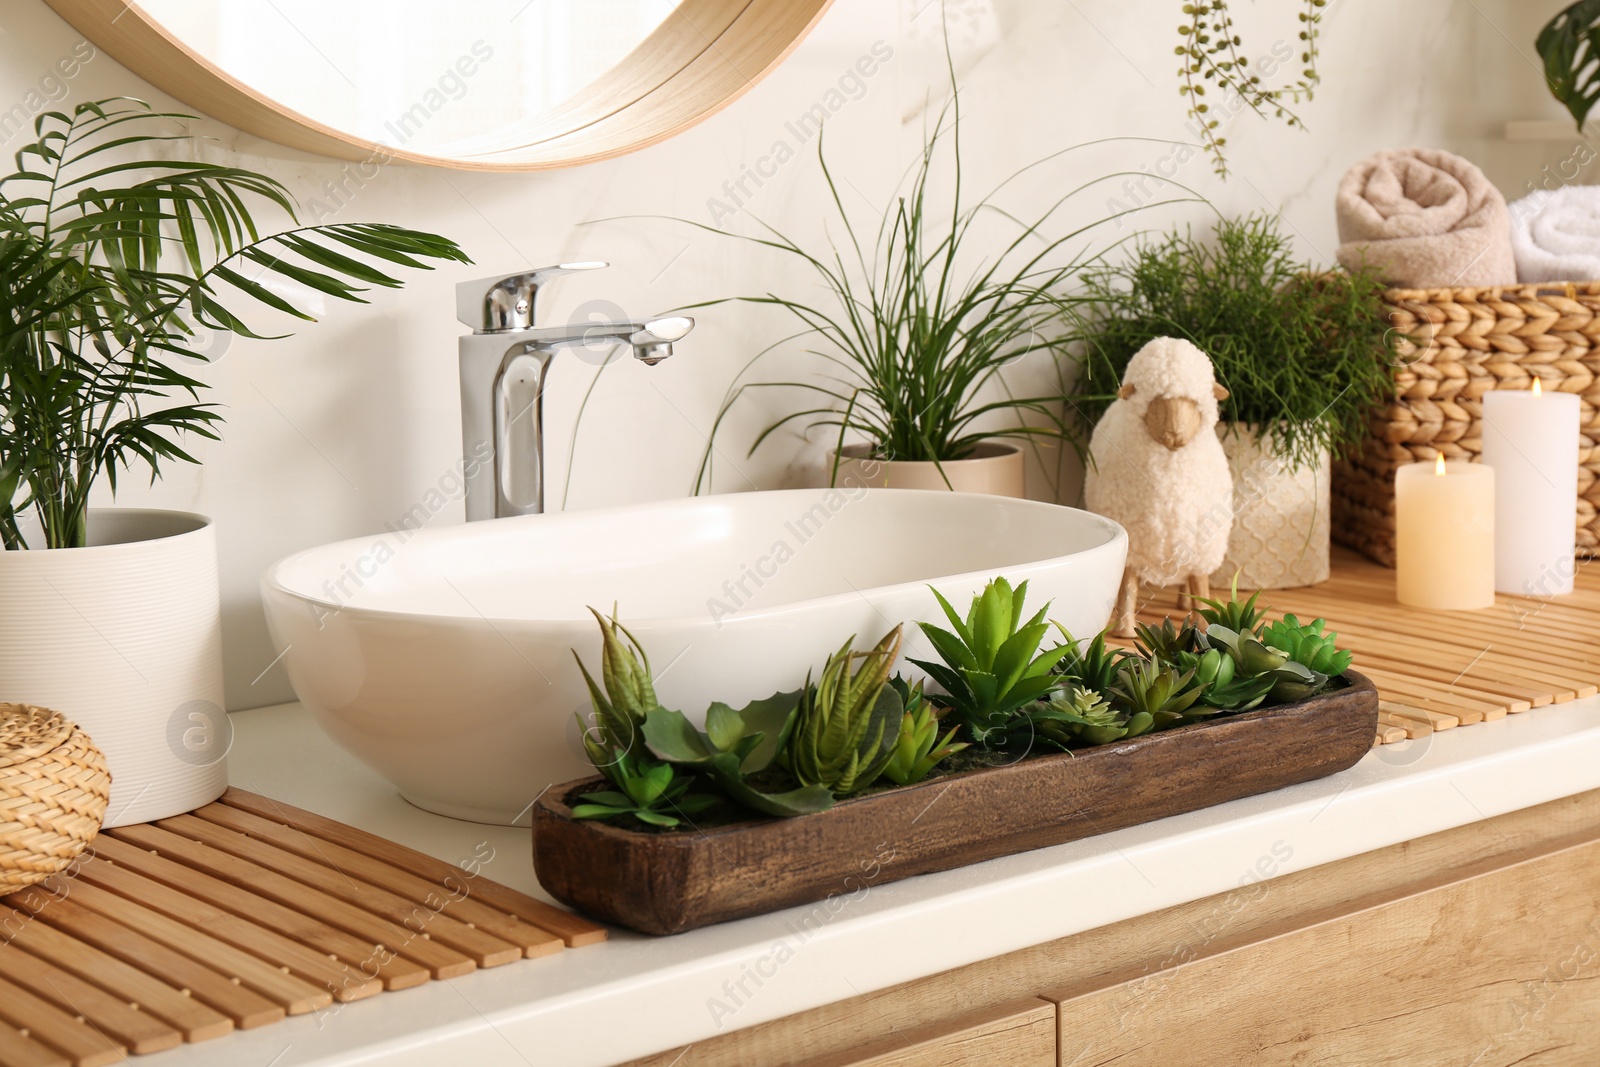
[44, 0, 834, 170]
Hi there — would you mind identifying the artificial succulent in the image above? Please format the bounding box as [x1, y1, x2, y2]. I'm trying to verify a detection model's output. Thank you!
[911, 578, 1071, 747]
[572, 607, 717, 825]
[1109, 656, 1202, 729]
[572, 606, 660, 771]
[1201, 624, 1325, 704]
[787, 626, 905, 795]
[1261, 615, 1353, 678]
[1192, 578, 1267, 635]
[1032, 683, 1153, 747]
[643, 692, 835, 817]
[1053, 627, 1125, 693]
[569, 760, 716, 828]
[1134, 617, 1202, 662]
[881, 676, 970, 786]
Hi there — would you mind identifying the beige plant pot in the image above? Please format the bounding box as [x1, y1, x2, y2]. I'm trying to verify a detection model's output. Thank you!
[829, 442, 1026, 497]
[0, 509, 227, 827]
[1213, 426, 1331, 590]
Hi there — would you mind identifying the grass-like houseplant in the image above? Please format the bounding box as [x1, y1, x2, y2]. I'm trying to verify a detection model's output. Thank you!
[0, 99, 468, 824]
[685, 90, 1199, 498]
[1068, 213, 1395, 587]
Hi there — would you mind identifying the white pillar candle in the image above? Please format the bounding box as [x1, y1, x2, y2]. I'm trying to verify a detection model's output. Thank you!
[1481, 379, 1581, 597]
[1395, 456, 1495, 609]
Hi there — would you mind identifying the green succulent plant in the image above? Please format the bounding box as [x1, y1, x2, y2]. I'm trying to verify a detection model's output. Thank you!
[572, 607, 663, 776]
[1179, 646, 1276, 712]
[788, 626, 905, 796]
[1052, 627, 1124, 693]
[1261, 615, 1353, 678]
[642, 692, 835, 818]
[881, 677, 969, 786]
[1134, 617, 1202, 662]
[1032, 683, 1152, 747]
[1109, 657, 1202, 729]
[570, 608, 718, 826]
[569, 760, 715, 829]
[1193, 578, 1268, 636]
[911, 578, 1071, 747]
[1201, 624, 1325, 704]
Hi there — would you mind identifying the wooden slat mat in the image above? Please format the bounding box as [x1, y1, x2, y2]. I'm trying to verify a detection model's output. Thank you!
[0, 787, 605, 1066]
[1131, 548, 1600, 747]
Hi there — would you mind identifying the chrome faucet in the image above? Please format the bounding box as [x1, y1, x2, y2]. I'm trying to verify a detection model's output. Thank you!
[455, 263, 693, 521]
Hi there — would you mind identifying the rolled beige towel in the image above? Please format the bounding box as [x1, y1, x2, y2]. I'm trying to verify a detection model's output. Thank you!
[1335, 148, 1516, 288]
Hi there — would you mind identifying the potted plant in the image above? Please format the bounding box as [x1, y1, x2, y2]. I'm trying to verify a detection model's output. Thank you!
[685, 93, 1184, 499]
[0, 99, 468, 826]
[1069, 214, 1395, 588]
[533, 578, 1377, 935]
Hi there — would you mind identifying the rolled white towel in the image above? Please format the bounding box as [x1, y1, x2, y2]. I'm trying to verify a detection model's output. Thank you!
[1508, 186, 1600, 283]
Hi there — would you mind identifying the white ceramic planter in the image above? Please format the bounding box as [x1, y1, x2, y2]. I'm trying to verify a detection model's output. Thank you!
[829, 442, 1026, 497]
[1214, 425, 1332, 589]
[0, 509, 227, 826]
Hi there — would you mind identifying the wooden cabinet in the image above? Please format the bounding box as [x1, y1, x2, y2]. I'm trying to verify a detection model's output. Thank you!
[623, 789, 1600, 1067]
[793, 999, 1055, 1067]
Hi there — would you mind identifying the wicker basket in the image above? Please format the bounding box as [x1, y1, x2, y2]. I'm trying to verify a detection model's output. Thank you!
[0, 703, 111, 895]
[1333, 281, 1600, 566]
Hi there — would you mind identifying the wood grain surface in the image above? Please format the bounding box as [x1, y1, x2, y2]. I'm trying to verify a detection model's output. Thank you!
[0, 789, 603, 1066]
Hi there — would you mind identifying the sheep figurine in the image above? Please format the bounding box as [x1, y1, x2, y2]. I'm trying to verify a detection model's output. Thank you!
[1084, 336, 1234, 636]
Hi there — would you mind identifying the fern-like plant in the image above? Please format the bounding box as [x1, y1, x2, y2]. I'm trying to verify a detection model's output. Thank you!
[0, 99, 469, 549]
[1068, 214, 1395, 474]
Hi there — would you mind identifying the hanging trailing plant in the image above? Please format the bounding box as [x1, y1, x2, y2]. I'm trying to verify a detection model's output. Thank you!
[1176, 0, 1327, 178]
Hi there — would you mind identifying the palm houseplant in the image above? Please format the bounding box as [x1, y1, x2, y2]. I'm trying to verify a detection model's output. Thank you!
[1069, 214, 1395, 588]
[686, 92, 1200, 499]
[0, 100, 468, 825]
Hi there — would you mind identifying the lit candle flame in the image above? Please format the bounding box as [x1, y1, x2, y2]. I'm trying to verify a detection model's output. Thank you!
[1533, 377, 1543, 397]
[1435, 454, 1446, 476]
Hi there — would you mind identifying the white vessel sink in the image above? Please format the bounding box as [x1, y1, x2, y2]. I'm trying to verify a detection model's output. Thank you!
[261, 489, 1127, 825]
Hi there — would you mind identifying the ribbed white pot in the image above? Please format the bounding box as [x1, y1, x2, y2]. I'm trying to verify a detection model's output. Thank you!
[0, 509, 227, 827]
[1213, 426, 1331, 589]
[829, 442, 1026, 497]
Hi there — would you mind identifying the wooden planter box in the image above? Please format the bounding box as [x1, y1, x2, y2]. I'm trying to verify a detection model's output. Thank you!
[533, 672, 1379, 935]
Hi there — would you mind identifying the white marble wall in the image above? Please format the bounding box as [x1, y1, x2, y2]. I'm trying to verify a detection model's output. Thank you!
[0, 0, 1563, 708]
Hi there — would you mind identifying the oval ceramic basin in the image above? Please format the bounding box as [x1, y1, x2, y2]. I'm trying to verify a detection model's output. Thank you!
[261, 489, 1127, 824]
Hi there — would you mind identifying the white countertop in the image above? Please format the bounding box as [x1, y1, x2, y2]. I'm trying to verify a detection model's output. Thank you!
[163, 698, 1600, 1067]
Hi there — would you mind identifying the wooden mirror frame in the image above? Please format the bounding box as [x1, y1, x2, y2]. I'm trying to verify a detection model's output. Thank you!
[43, 0, 835, 171]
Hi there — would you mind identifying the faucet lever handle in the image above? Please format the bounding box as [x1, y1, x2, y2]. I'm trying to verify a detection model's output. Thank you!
[455, 261, 608, 332]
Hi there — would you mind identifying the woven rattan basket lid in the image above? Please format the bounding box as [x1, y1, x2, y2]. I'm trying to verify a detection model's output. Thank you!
[0, 703, 73, 767]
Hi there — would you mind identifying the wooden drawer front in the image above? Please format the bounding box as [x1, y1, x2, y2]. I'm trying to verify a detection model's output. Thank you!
[794, 997, 1055, 1067]
[1051, 834, 1600, 1067]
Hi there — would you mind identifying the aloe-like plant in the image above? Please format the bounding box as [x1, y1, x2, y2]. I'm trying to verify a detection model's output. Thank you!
[572, 608, 660, 770]
[881, 676, 969, 786]
[1109, 657, 1202, 729]
[911, 578, 1071, 747]
[1193, 578, 1268, 635]
[1052, 627, 1124, 694]
[0, 99, 470, 549]
[787, 627, 904, 796]
[572, 608, 718, 826]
